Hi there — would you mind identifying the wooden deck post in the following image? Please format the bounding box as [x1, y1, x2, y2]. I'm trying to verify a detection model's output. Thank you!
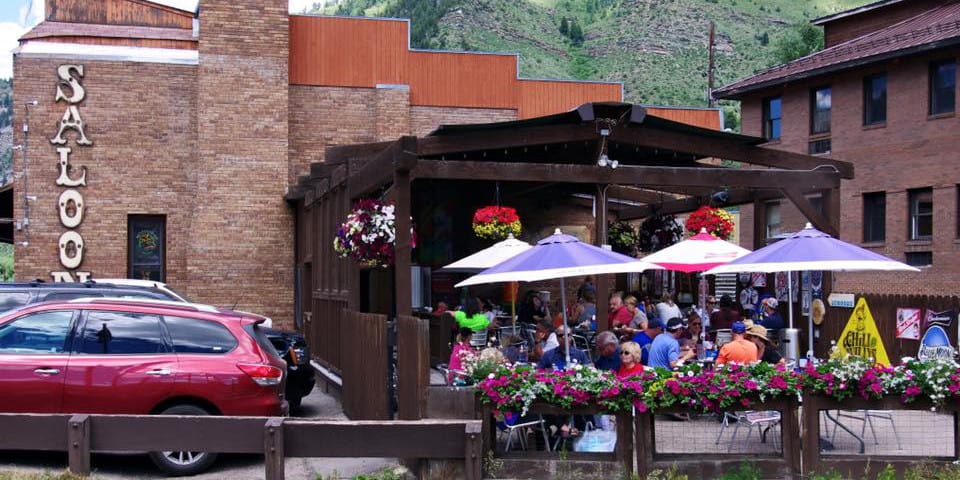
[67, 414, 90, 476]
[464, 421, 483, 480]
[801, 395, 821, 476]
[264, 417, 285, 480]
[783, 398, 802, 479]
[634, 411, 652, 477]
[616, 411, 634, 476]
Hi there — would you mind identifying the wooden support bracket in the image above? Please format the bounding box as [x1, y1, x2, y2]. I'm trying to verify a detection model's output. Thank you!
[264, 417, 285, 480]
[68, 414, 90, 476]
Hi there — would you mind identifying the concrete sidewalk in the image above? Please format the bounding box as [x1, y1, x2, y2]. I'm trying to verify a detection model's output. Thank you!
[0, 388, 403, 480]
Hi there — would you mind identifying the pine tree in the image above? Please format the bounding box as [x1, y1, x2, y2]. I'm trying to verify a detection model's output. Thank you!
[569, 19, 584, 45]
[559, 17, 568, 36]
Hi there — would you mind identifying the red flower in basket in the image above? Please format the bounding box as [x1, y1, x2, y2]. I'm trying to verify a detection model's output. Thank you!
[685, 206, 734, 240]
[472, 206, 522, 241]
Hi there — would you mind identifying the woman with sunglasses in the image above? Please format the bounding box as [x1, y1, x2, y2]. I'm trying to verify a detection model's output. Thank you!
[616, 341, 645, 379]
[679, 310, 703, 358]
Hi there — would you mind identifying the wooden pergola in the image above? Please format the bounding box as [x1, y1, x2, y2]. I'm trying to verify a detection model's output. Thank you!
[287, 102, 852, 418]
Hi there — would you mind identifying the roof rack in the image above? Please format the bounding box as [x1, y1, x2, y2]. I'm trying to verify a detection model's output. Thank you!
[65, 297, 221, 313]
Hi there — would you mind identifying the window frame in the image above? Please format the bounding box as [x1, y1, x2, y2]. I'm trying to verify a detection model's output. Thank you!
[863, 73, 887, 126]
[810, 85, 832, 134]
[128, 215, 167, 282]
[762, 96, 782, 141]
[0, 310, 78, 355]
[862, 191, 886, 243]
[929, 59, 957, 116]
[905, 251, 933, 268]
[908, 187, 933, 241]
[765, 201, 782, 239]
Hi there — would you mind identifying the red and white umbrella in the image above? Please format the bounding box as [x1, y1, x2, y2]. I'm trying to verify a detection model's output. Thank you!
[642, 228, 751, 273]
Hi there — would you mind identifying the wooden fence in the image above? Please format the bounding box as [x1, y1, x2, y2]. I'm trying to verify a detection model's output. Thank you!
[801, 394, 960, 478]
[817, 294, 960, 359]
[397, 315, 430, 420]
[0, 414, 481, 480]
[340, 309, 390, 420]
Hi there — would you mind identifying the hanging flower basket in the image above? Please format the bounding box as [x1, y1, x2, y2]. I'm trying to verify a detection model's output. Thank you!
[637, 213, 684, 253]
[608, 220, 639, 257]
[472, 206, 522, 241]
[333, 199, 415, 268]
[685, 206, 735, 240]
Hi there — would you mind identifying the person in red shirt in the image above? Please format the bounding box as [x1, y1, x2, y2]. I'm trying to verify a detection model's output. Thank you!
[608, 294, 634, 329]
[617, 341, 645, 379]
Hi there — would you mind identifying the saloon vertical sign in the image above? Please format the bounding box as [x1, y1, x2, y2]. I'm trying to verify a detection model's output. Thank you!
[49, 65, 92, 282]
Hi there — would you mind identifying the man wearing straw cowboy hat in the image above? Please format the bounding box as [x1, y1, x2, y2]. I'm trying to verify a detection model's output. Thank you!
[746, 324, 785, 366]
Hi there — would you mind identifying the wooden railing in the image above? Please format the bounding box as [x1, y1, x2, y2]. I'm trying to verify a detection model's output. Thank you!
[0, 414, 482, 480]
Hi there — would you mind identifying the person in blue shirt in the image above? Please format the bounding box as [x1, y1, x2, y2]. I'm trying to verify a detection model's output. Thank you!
[647, 317, 696, 370]
[592, 330, 621, 372]
[755, 297, 785, 330]
[537, 327, 590, 370]
[632, 318, 663, 365]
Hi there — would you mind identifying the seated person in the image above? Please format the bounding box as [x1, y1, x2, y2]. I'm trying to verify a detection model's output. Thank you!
[625, 295, 648, 333]
[608, 293, 634, 330]
[755, 297, 785, 331]
[647, 318, 696, 370]
[593, 330, 621, 372]
[501, 335, 526, 363]
[453, 297, 491, 332]
[518, 291, 549, 325]
[573, 290, 598, 329]
[716, 321, 759, 366]
[631, 318, 663, 365]
[531, 320, 560, 362]
[537, 326, 589, 370]
[709, 294, 741, 336]
[746, 325, 784, 366]
[616, 341, 645, 379]
[447, 327, 476, 384]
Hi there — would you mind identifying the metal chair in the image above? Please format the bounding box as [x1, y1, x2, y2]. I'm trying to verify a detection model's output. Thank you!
[469, 329, 488, 348]
[829, 410, 902, 449]
[497, 413, 551, 452]
[572, 334, 592, 360]
[715, 410, 781, 452]
[714, 329, 733, 347]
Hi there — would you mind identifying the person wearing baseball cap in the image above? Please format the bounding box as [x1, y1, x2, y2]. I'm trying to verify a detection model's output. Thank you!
[716, 321, 758, 366]
[746, 324, 785, 366]
[631, 317, 664, 365]
[647, 317, 696, 370]
[756, 297, 785, 330]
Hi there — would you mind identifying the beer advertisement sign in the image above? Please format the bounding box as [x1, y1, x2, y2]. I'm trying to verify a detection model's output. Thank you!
[837, 297, 890, 366]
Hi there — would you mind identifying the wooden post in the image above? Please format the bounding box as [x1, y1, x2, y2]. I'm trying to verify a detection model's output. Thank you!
[801, 395, 821, 477]
[481, 403, 494, 461]
[783, 398, 802, 478]
[393, 137, 416, 319]
[634, 411, 653, 477]
[596, 184, 610, 331]
[264, 417, 285, 480]
[464, 421, 482, 480]
[616, 411, 634, 476]
[955, 411, 960, 461]
[752, 195, 768, 251]
[68, 414, 90, 476]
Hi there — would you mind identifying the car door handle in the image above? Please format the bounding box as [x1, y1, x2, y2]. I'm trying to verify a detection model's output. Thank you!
[146, 369, 172, 376]
[33, 368, 60, 376]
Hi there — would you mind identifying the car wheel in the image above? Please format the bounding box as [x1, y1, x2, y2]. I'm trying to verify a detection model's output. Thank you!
[148, 404, 219, 476]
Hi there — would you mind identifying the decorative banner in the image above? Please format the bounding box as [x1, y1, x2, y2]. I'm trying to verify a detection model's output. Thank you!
[801, 271, 812, 317]
[810, 271, 823, 299]
[775, 272, 788, 302]
[739, 285, 758, 312]
[739, 272, 751, 285]
[918, 325, 955, 361]
[895, 308, 921, 340]
[837, 297, 890, 366]
[751, 272, 766, 288]
[924, 309, 955, 331]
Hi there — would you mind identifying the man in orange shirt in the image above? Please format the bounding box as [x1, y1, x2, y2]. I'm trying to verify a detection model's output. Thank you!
[716, 321, 758, 365]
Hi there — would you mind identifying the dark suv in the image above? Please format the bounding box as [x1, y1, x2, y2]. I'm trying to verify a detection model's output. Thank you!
[0, 281, 315, 411]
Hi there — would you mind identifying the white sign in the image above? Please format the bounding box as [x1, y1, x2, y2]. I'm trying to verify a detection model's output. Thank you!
[49, 64, 92, 281]
[827, 293, 855, 308]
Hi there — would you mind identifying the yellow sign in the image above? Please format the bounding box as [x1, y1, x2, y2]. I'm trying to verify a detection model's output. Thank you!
[837, 297, 890, 366]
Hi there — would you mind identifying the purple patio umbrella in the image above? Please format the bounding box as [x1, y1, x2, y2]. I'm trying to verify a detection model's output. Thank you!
[456, 229, 662, 364]
[704, 223, 919, 357]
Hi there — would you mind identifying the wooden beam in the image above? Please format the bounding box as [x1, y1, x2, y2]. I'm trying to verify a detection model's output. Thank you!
[781, 187, 838, 237]
[609, 125, 854, 179]
[416, 124, 598, 157]
[753, 195, 768, 251]
[412, 160, 841, 190]
[608, 186, 681, 204]
[619, 189, 784, 220]
[326, 141, 395, 164]
[348, 141, 399, 198]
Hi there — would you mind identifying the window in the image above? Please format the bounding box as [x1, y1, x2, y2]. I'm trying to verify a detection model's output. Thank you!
[765, 202, 782, 238]
[863, 73, 887, 125]
[0, 292, 33, 313]
[811, 86, 832, 134]
[930, 60, 956, 115]
[908, 188, 933, 240]
[128, 215, 166, 282]
[41, 292, 104, 302]
[78, 311, 167, 355]
[0, 311, 75, 354]
[862, 192, 886, 243]
[164, 316, 237, 354]
[905, 251, 932, 267]
[762, 97, 782, 140]
[809, 138, 831, 154]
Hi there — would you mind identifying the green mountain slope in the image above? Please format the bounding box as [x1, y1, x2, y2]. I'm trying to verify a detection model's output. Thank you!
[316, 0, 873, 128]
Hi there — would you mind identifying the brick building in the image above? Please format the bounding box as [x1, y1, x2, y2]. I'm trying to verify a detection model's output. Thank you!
[10, 0, 727, 328]
[715, 0, 960, 296]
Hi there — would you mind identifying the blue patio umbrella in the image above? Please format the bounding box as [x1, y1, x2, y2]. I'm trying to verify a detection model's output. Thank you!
[457, 229, 662, 364]
[704, 223, 919, 357]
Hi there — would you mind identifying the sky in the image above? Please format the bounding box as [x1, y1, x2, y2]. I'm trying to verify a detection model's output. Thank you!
[0, 0, 320, 79]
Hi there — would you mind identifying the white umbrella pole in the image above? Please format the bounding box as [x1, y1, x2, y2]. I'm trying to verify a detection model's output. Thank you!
[561, 277, 570, 365]
[806, 271, 814, 359]
[787, 271, 794, 329]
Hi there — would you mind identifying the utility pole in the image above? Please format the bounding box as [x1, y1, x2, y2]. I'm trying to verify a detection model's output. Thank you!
[707, 21, 716, 107]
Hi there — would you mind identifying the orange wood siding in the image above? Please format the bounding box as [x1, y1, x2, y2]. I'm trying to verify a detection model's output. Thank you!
[290, 15, 620, 112]
[47, 0, 193, 29]
[518, 80, 621, 119]
[646, 107, 721, 130]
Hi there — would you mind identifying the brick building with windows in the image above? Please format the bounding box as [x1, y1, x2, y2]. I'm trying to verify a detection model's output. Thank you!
[715, 0, 960, 295]
[11, 0, 726, 327]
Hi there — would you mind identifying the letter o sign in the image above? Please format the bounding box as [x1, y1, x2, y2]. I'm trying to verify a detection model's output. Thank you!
[58, 231, 84, 269]
[58, 190, 84, 228]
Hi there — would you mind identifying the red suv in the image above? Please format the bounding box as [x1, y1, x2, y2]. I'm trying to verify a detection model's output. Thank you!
[0, 298, 287, 475]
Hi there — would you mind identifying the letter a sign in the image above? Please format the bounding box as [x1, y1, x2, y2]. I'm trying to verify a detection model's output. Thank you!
[837, 297, 890, 366]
